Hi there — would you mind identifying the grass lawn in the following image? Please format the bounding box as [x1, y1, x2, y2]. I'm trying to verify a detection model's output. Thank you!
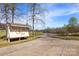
[0, 31, 43, 48]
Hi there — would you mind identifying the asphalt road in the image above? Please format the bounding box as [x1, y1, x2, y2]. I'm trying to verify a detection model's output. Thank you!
[0, 33, 79, 56]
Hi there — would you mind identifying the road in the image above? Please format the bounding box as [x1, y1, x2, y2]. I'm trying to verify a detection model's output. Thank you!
[0, 33, 79, 56]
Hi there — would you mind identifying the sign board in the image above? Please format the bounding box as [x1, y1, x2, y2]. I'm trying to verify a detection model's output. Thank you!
[7, 32, 29, 38]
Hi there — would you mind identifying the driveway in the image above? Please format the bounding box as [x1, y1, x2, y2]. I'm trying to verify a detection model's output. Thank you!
[0, 33, 79, 56]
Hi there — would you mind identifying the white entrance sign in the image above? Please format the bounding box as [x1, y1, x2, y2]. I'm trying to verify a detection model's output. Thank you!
[7, 32, 29, 38]
[7, 24, 30, 39]
[0, 23, 30, 42]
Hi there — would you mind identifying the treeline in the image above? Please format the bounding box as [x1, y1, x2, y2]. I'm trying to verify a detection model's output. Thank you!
[0, 3, 45, 31]
[43, 17, 79, 36]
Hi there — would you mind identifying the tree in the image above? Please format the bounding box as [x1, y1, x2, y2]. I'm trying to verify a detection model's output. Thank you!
[27, 3, 45, 32]
[1, 3, 11, 42]
[10, 3, 22, 24]
[0, 3, 20, 24]
[0, 3, 18, 42]
[69, 17, 78, 26]
[69, 17, 78, 33]
[63, 17, 78, 35]
[2, 4, 10, 24]
[10, 3, 16, 23]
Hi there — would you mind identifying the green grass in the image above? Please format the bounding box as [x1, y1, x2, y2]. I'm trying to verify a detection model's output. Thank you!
[0, 31, 6, 37]
[0, 31, 43, 48]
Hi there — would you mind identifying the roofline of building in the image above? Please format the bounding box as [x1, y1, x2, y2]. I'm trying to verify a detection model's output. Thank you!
[0, 23, 32, 29]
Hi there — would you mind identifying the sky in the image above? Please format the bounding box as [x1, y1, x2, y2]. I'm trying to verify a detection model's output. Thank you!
[21, 3, 79, 29]
[44, 3, 79, 28]
[1, 3, 79, 29]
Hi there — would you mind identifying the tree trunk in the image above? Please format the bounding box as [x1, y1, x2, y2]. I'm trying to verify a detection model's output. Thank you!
[32, 3, 36, 36]
[12, 12, 14, 23]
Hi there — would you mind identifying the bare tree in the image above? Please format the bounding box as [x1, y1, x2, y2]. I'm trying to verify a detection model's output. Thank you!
[27, 3, 45, 32]
[10, 3, 16, 24]
[0, 4, 9, 24]
[10, 3, 26, 24]
[0, 3, 10, 42]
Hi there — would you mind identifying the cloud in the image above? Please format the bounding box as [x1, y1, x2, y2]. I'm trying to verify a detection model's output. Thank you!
[45, 3, 79, 17]
[13, 3, 79, 29]
[42, 3, 79, 28]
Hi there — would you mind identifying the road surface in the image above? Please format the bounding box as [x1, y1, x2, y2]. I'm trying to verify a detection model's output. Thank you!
[0, 33, 79, 56]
